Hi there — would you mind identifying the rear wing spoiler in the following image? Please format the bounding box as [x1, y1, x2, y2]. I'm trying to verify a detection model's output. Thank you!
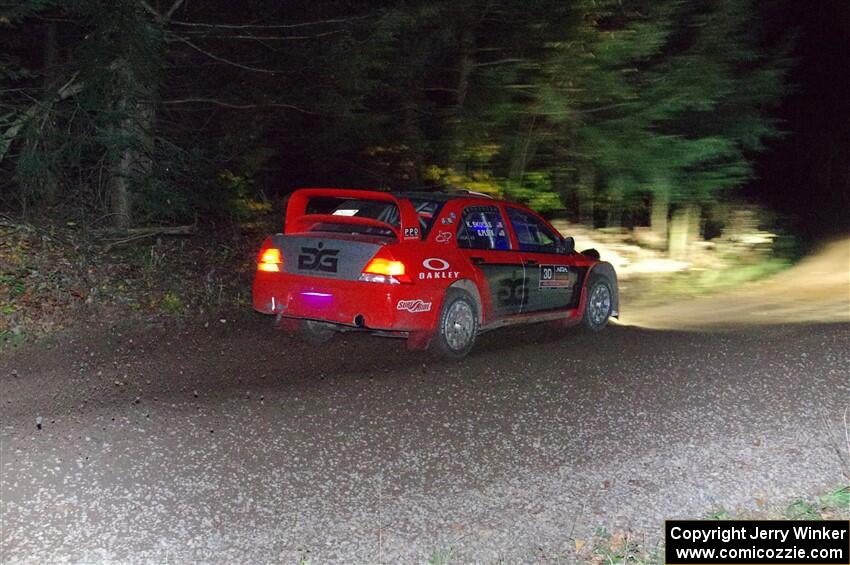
[284, 188, 422, 240]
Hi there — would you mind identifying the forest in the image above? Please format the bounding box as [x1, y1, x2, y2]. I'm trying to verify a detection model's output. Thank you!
[2, 0, 815, 250]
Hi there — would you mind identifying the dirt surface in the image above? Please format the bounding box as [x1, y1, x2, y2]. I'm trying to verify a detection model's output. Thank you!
[2, 240, 849, 564]
[621, 238, 850, 329]
[1, 310, 848, 563]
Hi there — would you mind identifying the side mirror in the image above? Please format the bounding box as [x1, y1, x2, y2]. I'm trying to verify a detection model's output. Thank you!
[562, 236, 575, 254]
[581, 248, 600, 260]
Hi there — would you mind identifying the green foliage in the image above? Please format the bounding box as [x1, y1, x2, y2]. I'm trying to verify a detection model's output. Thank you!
[705, 507, 733, 520]
[501, 172, 562, 213]
[160, 291, 184, 313]
[427, 548, 453, 565]
[0, 0, 790, 233]
[585, 527, 662, 565]
[0, 0, 56, 25]
[0, 272, 27, 299]
[817, 486, 850, 509]
[0, 328, 29, 347]
[785, 499, 822, 520]
[216, 170, 272, 222]
[784, 486, 850, 520]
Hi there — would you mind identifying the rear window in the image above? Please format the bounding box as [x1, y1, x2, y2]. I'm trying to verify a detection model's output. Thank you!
[307, 198, 399, 223]
[302, 196, 444, 238]
[407, 198, 444, 236]
[303, 197, 399, 237]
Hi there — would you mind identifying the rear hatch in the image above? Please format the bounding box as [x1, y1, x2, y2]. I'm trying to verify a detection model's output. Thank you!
[271, 188, 423, 281]
[271, 232, 386, 281]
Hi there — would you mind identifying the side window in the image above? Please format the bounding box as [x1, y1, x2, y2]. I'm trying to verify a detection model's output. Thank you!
[457, 206, 511, 250]
[506, 207, 563, 253]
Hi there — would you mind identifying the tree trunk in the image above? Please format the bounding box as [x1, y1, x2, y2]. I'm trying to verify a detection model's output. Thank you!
[17, 22, 60, 212]
[606, 179, 625, 228]
[606, 199, 623, 228]
[650, 185, 670, 248]
[109, 62, 156, 229]
[42, 20, 59, 204]
[402, 94, 423, 186]
[576, 161, 595, 226]
[449, 25, 475, 172]
[111, 135, 133, 230]
[668, 205, 700, 259]
[111, 101, 155, 229]
[508, 116, 537, 185]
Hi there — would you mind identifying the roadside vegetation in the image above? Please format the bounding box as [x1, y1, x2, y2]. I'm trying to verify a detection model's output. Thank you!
[0, 217, 266, 347]
[424, 486, 850, 564]
[1, 205, 798, 349]
[576, 486, 850, 565]
[559, 206, 801, 308]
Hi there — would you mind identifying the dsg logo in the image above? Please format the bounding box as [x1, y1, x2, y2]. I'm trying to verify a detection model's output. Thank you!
[298, 242, 339, 273]
[497, 277, 528, 308]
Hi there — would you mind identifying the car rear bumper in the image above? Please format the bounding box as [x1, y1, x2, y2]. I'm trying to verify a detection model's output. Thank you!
[253, 271, 439, 332]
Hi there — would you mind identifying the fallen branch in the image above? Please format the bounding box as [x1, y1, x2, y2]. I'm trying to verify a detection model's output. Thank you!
[101, 224, 195, 251]
[168, 15, 371, 30]
[0, 73, 83, 164]
[158, 97, 322, 114]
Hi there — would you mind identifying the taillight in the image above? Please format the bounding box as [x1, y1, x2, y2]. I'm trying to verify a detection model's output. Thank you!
[257, 243, 282, 272]
[363, 258, 405, 276]
[360, 257, 411, 284]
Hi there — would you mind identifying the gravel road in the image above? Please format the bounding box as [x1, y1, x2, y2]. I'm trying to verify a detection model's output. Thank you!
[1, 312, 847, 564]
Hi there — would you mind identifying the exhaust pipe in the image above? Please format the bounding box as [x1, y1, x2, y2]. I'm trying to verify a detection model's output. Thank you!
[354, 314, 366, 328]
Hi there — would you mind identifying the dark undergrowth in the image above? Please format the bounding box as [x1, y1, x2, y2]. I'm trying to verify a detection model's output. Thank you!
[0, 217, 272, 348]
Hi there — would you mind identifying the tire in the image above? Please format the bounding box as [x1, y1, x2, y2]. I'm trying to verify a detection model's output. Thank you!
[430, 288, 479, 359]
[299, 320, 336, 345]
[582, 275, 613, 332]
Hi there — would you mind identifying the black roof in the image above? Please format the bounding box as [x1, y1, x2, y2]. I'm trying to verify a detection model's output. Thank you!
[391, 190, 496, 202]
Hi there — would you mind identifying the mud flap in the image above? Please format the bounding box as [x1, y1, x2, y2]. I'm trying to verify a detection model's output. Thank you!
[406, 331, 433, 351]
[274, 315, 300, 333]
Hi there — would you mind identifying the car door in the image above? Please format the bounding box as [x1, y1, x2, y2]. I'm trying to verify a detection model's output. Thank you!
[455, 204, 527, 318]
[505, 206, 582, 313]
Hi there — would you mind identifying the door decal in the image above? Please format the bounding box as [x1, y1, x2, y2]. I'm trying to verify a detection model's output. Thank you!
[497, 276, 529, 309]
[539, 264, 578, 290]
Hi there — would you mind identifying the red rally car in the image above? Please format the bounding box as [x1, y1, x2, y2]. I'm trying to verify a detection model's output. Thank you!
[253, 188, 619, 358]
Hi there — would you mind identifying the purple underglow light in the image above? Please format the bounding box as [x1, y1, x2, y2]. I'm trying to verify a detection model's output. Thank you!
[300, 291, 333, 307]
